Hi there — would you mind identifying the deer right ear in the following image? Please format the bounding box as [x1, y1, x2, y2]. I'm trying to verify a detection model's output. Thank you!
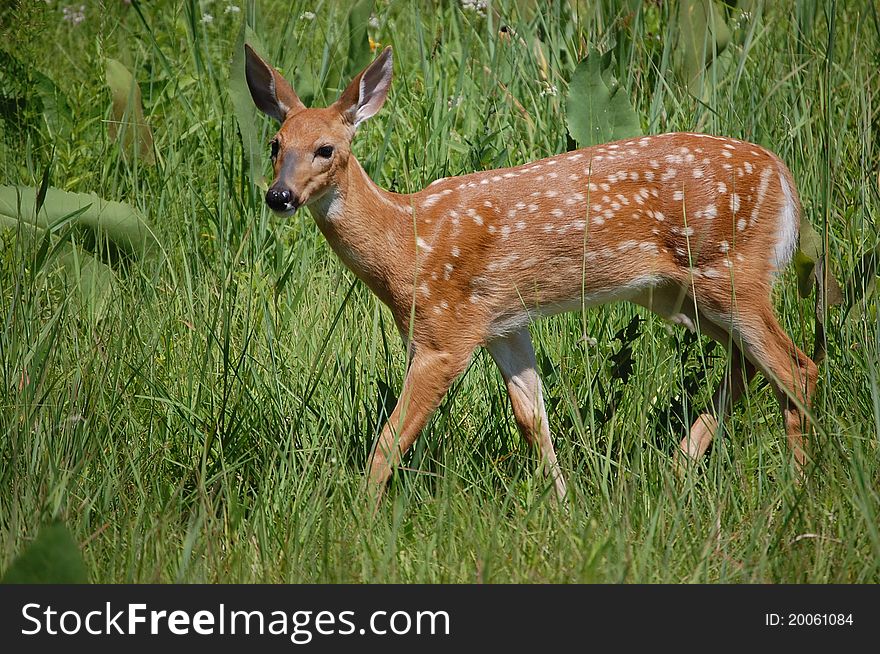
[245, 44, 305, 123]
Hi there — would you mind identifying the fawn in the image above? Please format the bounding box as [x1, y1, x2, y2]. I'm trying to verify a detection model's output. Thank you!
[245, 44, 817, 501]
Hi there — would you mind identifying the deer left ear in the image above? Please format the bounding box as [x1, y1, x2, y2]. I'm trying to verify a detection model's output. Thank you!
[335, 46, 393, 128]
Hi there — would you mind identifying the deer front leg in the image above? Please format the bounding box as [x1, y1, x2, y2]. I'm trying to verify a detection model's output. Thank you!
[367, 345, 471, 502]
[486, 328, 567, 502]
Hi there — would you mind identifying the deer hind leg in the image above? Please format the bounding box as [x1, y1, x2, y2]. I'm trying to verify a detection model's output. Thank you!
[633, 284, 756, 468]
[679, 332, 757, 469]
[367, 344, 472, 502]
[486, 328, 567, 501]
[733, 305, 818, 474]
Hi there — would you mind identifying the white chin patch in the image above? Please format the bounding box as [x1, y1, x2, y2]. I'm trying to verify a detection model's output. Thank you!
[271, 205, 298, 218]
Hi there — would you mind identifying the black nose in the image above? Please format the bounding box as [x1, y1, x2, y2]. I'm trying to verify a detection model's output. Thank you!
[265, 187, 297, 211]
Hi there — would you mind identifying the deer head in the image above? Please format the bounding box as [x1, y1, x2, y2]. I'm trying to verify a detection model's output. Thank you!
[244, 44, 393, 215]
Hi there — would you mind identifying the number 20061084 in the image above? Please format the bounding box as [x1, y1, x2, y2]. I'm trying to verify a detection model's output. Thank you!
[765, 614, 854, 627]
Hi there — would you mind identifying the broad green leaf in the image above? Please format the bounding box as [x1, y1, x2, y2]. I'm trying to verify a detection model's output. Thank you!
[677, 0, 731, 91]
[794, 218, 822, 298]
[566, 52, 642, 148]
[0, 211, 115, 317]
[0, 185, 159, 259]
[794, 218, 842, 363]
[1, 523, 88, 584]
[57, 242, 115, 319]
[230, 23, 269, 190]
[794, 217, 842, 306]
[105, 58, 155, 165]
[345, 0, 375, 80]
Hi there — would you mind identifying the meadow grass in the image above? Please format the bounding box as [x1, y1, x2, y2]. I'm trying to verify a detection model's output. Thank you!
[1, 0, 878, 582]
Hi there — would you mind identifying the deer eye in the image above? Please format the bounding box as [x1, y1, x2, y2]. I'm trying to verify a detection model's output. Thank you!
[270, 139, 279, 161]
[315, 145, 334, 159]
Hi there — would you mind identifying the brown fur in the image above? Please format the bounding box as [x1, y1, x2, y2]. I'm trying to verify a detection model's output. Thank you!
[246, 45, 817, 501]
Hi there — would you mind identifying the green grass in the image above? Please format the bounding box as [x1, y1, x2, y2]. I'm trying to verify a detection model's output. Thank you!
[1, 0, 878, 583]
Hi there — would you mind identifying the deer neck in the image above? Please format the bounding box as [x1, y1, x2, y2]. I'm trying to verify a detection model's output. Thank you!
[306, 155, 413, 307]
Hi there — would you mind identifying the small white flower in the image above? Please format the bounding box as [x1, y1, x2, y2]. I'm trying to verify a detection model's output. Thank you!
[369, 14, 379, 29]
[225, 4, 240, 13]
[539, 83, 558, 97]
[460, 0, 487, 17]
[201, 12, 213, 24]
[299, 11, 316, 21]
[62, 4, 86, 25]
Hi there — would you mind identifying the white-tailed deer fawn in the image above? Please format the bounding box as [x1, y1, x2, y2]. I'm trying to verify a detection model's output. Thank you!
[245, 44, 817, 501]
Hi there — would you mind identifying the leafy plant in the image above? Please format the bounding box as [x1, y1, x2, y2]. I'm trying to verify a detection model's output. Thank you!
[676, 0, 732, 92]
[105, 58, 155, 165]
[0, 184, 159, 316]
[1, 523, 87, 584]
[565, 51, 642, 147]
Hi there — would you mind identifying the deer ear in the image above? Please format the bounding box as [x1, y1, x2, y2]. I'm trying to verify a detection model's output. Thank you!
[245, 44, 305, 123]
[335, 46, 393, 128]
